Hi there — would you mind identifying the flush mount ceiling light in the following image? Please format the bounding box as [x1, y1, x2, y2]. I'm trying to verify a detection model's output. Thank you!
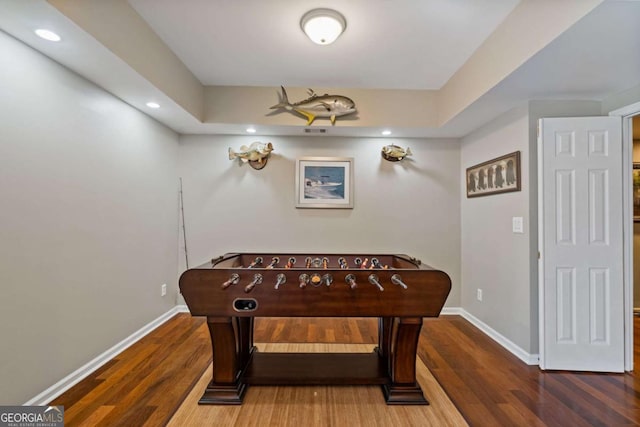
[35, 29, 61, 42]
[300, 8, 346, 45]
[146, 102, 160, 109]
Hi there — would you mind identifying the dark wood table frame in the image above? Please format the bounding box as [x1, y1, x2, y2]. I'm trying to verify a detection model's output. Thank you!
[179, 253, 451, 405]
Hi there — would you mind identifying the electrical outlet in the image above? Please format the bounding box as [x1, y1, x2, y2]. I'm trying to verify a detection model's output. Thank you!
[477, 289, 483, 301]
[161, 284, 167, 297]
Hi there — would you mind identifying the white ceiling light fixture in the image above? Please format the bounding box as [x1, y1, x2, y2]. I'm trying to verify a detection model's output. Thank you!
[146, 102, 160, 109]
[34, 29, 61, 42]
[381, 130, 392, 136]
[246, 127, 256, 133]
[300, 8, 346, 45]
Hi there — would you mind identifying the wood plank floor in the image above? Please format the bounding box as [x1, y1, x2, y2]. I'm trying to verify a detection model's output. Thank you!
[50, 314, 640, 426]
[167, 343, 467, 427]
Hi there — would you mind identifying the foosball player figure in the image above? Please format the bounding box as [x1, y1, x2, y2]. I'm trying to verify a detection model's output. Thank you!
[285, 257, 296, 269]
[266, 256, 279, 269]
[247, 257, 263, 268]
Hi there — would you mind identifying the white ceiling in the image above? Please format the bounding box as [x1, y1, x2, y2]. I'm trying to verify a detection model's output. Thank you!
[128, 0, 520, 90]
[0, 0, 639, 137]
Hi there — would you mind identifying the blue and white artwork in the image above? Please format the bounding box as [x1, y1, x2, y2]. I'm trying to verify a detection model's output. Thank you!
[303, 166, 345, 200]
[296, 158, 353, 209]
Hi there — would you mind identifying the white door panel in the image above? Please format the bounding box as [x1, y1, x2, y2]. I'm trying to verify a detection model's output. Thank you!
[539, 116, 623, 372]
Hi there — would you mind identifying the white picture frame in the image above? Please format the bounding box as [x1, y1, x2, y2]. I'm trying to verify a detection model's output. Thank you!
[295, 157, 354, 209]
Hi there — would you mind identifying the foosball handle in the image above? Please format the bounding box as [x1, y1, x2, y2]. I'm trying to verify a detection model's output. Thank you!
[322, 274, 333, 287]
[345, 274, 357, 290]
[299, 273, 309, 289]
[274, 273, 286, 289]
[368, 274, 384, 291]
[391, 274, 408, 290]
[244, 274, 263, 293]
[221, 273, 240, 289]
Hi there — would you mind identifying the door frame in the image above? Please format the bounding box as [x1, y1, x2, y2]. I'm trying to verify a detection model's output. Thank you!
[610, 101, 640, 371]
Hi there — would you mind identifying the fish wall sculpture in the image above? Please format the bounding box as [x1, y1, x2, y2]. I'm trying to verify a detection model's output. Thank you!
[381, 144, 412, 162]
[269, 86, 357, 125]
[229, 141, 274, 169]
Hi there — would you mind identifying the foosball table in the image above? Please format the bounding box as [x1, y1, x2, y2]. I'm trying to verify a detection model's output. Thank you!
[179, 253, 451, 405]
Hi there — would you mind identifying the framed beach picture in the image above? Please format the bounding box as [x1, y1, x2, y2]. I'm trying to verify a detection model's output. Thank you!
[466, 151, 521, 198]
[295, 157, 354, 208]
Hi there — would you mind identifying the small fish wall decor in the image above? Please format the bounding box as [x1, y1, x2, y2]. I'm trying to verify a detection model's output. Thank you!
[381, 144, 412, 162]
[229, 141, 274, 170]
[269, 86, 357, 125]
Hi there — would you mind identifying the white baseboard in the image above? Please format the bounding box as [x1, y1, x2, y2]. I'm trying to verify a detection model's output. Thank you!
[26, 304, 538, 405]
[24, 306, 183, 406]
[454, 308, 540, 365]
[440, 307, 464, 315]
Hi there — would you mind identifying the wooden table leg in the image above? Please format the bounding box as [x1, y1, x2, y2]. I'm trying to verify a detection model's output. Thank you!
[382, 317, 428, 405]
[237, 317, 254, 368]
[199, 316, 250, 405]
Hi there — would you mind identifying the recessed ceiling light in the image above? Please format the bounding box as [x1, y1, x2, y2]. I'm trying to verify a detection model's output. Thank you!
[146, 102, 160, 109]
[382, 130, 392, 136]
[246, 127, 256, 133]
[35, 29, 61, 42]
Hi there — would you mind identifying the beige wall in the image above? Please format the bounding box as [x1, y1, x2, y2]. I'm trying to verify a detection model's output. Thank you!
[178, 135, 461, 307]
[461, 100, 603, 355]
[461, 104, 533, 352]
[0, 31, 180, 404]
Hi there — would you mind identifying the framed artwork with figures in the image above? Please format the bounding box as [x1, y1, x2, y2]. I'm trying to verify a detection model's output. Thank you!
[466, 151, 521, 198]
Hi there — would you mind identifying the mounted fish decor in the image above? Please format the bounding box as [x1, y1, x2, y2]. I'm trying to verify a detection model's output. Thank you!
[269, 86, 357, 125]
[381, 144, 412, 162]
[229, 141, 274, 170]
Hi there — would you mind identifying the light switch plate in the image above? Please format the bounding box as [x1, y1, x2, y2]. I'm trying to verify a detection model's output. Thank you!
[512, 217, 524, 233]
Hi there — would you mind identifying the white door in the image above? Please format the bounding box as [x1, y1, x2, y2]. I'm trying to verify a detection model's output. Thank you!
[539, 116, 624, 372]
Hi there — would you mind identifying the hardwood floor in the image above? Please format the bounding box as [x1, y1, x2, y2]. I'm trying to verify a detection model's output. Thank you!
[50, 314, 640, 426]
[420, 316, 640, 426]
[50, 314, 212, 427]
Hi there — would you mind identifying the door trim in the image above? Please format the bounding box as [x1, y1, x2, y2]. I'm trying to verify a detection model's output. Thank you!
[537, 119, 546, 369]
[610, 101, 640, 372]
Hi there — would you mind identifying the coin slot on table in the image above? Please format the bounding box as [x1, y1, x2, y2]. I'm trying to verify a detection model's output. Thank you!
[233, 298, 258, 312]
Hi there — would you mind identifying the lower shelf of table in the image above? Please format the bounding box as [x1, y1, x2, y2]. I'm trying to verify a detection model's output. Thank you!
[242, 351, 390, 385]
